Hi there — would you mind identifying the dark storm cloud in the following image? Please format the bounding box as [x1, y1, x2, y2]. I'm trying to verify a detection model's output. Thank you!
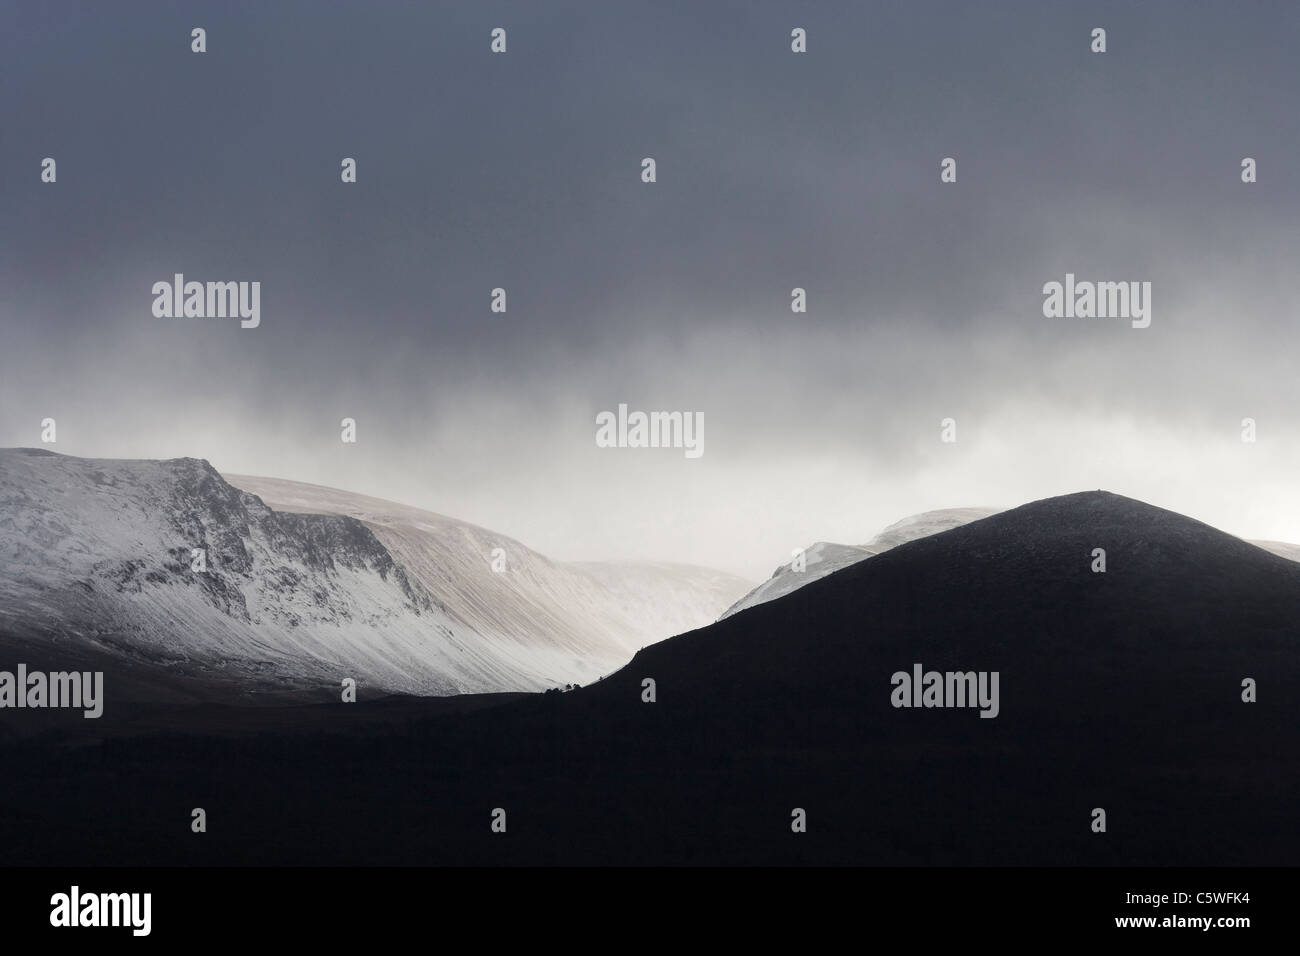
[2, 0, 1298, 575]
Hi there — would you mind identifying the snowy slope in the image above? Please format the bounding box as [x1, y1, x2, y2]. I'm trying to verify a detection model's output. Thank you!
[0, 450, 751, 700]
[225, 474, 754, 664]
[717, 542, 877, 620]
[720, 507, 1002, 620]
[863, 507, 1003, 550]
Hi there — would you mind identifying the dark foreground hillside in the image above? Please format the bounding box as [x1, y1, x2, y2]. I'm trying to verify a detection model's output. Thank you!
[1, 492, 1295, 865]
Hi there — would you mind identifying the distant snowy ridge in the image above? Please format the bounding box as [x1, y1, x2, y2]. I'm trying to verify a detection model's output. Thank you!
[863, 507, 1005, 551]
[720, 507, 999, 619]
[717, 542, 877, 621]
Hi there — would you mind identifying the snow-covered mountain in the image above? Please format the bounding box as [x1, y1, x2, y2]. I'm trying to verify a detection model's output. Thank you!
[720, 507, 1000, 619]
[0, 449, 751, 700]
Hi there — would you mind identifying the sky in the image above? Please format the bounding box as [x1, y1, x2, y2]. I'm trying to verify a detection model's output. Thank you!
[2, 0, 1298, 579]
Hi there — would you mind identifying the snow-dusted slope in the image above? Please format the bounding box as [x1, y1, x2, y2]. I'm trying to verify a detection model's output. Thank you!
[718, 542, 876, 620]
[720, 507, 1002, 620]
[0, 450, 751, 700]
[225, 474, 753, 665]
[863, 507, 1002, 550]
